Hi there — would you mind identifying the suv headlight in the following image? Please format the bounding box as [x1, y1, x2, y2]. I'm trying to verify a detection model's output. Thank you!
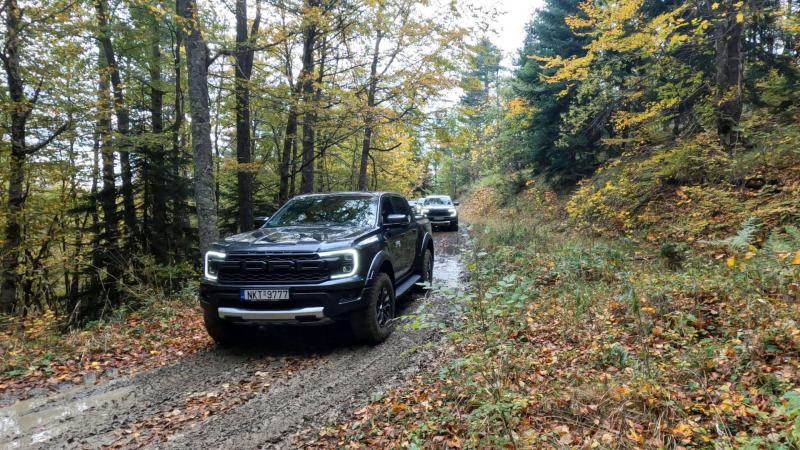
[448, 208, 457, 217]
[319, 249, 359, 279]
[204, 250, 226, 281]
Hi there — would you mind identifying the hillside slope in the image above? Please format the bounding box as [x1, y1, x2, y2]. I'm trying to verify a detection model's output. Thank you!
[303, 118, 800, 448]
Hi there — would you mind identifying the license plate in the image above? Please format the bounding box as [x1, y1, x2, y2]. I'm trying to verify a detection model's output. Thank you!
[241, 289, 289, 301]
[434, 216, 447, 221]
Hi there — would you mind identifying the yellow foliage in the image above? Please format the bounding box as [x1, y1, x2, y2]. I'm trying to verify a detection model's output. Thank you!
[613, 97, 680, 130]
[505, 97, 533, 120]
[534, 0, 690, 94]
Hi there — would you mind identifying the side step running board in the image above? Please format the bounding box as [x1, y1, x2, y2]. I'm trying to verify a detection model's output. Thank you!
[395, 274, 421, 298]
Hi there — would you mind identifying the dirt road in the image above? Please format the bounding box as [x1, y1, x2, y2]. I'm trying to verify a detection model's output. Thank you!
[0, 229, 467, 449]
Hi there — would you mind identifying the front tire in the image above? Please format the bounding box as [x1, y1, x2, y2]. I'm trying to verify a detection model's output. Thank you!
[449, 221, 459, 231]
[351, 273, 395, 344]
[203, 306, 241, 346]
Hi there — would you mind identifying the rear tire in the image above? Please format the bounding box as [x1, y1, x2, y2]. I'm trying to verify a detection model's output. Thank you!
[203, 306, 241, 346]
[351, 273, 395, 344]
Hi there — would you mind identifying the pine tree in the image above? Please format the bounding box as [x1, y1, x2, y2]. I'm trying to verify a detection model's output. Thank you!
[513, 0, 595, 186]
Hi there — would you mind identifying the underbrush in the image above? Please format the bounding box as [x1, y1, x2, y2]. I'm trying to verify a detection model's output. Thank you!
[0, 276, 210, 400]
[308, 161, 799, 448]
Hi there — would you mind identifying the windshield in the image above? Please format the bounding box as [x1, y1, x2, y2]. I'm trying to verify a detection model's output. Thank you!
[424, 197, 452, 206]
[265, 196, 378, 228]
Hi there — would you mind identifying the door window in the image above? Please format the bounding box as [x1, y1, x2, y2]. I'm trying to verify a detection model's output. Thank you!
[390, 196, 412, 219]
[380, 196, 398, 222]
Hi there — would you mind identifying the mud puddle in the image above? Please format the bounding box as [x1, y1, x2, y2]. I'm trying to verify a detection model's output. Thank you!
[0, 384, 133, 448]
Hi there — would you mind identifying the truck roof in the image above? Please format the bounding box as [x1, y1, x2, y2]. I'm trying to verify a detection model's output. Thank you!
[293, 191, 402, 198]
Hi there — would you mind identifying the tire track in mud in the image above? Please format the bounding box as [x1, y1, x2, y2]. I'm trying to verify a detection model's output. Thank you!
[0, 229, 467, 449]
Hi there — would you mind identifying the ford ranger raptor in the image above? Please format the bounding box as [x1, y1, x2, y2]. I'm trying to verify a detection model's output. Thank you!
[200, 192, 434, 344]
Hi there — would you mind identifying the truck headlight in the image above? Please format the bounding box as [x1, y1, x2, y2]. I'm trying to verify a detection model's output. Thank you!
[448, 208, 457, 217]
[319, 249, 359, 279]
[204, 250, 226, 281]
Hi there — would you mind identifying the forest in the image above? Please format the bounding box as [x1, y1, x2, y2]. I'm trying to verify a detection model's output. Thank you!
[0, 0, 467, 324]
[2, 0, 800, 447]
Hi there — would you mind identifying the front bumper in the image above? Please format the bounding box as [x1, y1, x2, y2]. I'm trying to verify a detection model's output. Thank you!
[427, 216, 458, 226]
[218, 306, 327, 323]
[200, 276, 371, 325]
[424, 211, 457, 226]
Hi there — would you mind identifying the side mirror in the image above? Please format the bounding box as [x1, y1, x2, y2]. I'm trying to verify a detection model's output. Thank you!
[453, 201, 460, 206]
[384, 213, 410, 226]
[254, 216, 270, 228]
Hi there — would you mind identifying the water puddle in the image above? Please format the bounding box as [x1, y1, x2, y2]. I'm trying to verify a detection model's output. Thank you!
[0, 383, 134, 448]
[432, 251, 463, 290]
[431, 229, 467, 290]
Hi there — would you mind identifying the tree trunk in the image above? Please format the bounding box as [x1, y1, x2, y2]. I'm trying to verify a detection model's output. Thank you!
[278, 105, 298, 205]
[290, 135, 297, 197]
[95, 0, 137, 247]
[299, 0, 319, 194]
[97, 44, 119, 265]
[0, 0, 26, 312]
[178, 0, 219, 254]
[714, 0, 745, 150]
[149, 14, 168, 263]
[171, 12, 188, 260]
[234, 0, 261, 231]
[88, 128, 101, 293]
[314, 36, 327, 192]
[358, 29, 382, 191]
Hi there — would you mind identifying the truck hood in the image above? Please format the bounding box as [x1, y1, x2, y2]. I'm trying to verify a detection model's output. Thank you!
[217, 225, 373, 251]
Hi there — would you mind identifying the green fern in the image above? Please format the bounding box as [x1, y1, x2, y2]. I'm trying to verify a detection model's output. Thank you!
[703, 217, 761, 252]
[784, 225, 800, 243]
[764, 224, 800, 254]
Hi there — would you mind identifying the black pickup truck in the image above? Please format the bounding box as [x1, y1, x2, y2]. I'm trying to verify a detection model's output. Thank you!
[200, 192, 434, 344]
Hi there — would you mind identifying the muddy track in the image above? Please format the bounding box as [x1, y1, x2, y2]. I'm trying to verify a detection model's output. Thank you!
[0, 229, 467, 449]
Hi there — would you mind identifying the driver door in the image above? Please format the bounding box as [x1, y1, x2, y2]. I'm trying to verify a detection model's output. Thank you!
[388, 196, 416, 277]
[381, 196, 405, 277]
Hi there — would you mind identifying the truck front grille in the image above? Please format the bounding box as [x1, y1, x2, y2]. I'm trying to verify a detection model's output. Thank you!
[425, 208, 451, 217]
[217, 252, 330, 284]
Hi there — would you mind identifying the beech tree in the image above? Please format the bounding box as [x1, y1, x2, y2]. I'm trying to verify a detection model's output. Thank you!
[95, 0, 137, 248]
[355, 0, 465, 191]
[178, 0, 219, 253]
[0, 0, 71, 312]
[233, 0, 261, 231]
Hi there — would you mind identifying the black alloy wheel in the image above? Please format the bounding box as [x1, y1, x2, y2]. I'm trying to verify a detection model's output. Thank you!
[351, 272, 395, 343]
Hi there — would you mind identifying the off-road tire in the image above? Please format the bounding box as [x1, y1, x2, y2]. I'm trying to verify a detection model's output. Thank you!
[351, 272, 395, 344]
[413, 248, 434, 293]
[203, 306, 241, 346]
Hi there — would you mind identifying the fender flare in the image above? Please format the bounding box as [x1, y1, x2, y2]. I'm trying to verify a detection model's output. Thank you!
[414, 232, 434, 270]
[366, 250, 394, 284]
